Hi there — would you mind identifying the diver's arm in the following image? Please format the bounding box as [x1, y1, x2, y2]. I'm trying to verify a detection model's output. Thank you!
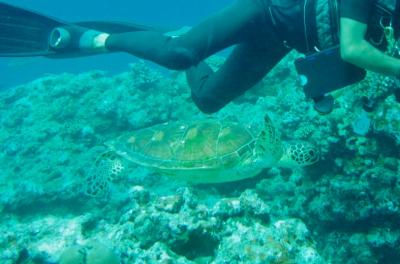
[340, 17, 400, 77]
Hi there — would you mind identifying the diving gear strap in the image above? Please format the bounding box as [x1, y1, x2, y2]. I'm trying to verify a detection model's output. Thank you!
[383, 0, 400, 58]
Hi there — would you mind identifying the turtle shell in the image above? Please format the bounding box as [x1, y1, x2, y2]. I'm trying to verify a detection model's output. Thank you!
[106, 120, 259, 182]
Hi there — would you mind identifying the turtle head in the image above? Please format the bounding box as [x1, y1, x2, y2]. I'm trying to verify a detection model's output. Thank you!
[277, 141, 319, 168]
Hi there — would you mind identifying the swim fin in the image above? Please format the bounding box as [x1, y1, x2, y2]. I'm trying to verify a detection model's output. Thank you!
[0, 2, 159, 58]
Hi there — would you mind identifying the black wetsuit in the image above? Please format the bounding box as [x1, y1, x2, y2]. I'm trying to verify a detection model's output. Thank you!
[105, 0, 378, 113]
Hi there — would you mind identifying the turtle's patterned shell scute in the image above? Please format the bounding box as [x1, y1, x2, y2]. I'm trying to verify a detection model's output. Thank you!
[107, 120, 257, 170]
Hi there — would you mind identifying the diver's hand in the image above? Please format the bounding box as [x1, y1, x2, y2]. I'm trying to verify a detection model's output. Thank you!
[340, 18, 400, 77]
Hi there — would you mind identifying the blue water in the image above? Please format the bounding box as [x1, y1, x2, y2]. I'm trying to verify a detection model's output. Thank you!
[2, 1, 400, 263]
[0, 0, 232, 88]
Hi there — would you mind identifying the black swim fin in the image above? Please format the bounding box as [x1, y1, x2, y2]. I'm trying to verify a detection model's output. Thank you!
[0, 2, 159, 58]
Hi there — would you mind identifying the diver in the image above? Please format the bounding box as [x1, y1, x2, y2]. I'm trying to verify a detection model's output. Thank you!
[0, 0, 399, 114]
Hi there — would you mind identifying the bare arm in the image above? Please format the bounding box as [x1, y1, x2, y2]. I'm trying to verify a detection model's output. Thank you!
[340, 17, 400, 77]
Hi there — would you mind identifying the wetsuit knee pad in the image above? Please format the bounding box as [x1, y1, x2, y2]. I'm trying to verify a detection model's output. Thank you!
[186, 62, 224, 113]
[191, 92, 225, 114]
[163, 47, 198, 70]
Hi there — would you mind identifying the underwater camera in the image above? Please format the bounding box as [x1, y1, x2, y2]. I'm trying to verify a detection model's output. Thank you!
[294, 45, 366, 114]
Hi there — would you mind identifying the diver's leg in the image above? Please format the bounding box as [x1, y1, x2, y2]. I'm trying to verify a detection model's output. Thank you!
[187, 42, 289, 114]
[105, 0, 266, 70]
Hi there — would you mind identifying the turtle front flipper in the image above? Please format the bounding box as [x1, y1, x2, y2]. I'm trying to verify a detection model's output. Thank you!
[255, 115, 284, 166]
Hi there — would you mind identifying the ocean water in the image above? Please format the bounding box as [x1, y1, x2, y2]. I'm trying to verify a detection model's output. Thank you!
[1, 1, 400, 264]
[0, 0, 231, 89]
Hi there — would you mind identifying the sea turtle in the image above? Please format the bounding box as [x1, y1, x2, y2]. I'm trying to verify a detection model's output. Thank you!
[84, 115, 319, 196]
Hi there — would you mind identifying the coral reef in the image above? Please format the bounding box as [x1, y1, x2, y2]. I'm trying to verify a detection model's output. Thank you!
[0, 53, 399, 263]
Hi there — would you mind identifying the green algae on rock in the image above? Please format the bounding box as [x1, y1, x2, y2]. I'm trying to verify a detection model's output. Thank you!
[59, 242, 119, 264]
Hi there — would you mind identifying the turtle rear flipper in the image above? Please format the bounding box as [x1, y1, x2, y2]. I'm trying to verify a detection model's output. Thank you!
[84, 151, 125, 198]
